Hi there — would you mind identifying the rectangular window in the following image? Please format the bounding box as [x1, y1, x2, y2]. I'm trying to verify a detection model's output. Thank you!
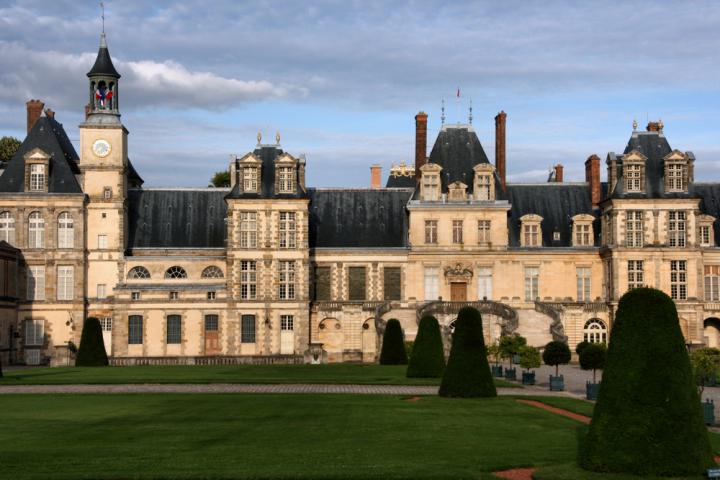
[205, 314, 219, 331]
[524, 267, 539, 301]
[475, 175, 491, 200]
[477, 267, 493, 300]
[166, 315, 181, 344]
[700, 225, 711, 246]
[524, 224, 540, 247]
[666, 163, 686, 192]
[207, 291, 216, 300]
[57, 266, 73, 300]
[625, 164, 642, 192]
[128, 315, 143, 344]
[668, 211, 686, 247]
[383, 267, 401, 301]
[239, 212, 257, 248]
[100, 317, 112, 332]
[97, 284, 106, 299]
[423, 174, 440, 201]
[314, 266, 331, 301]
[281, 315, 294, 330]
[28, 214, 44, 248]
[477, 220, 491, 244]
[98, 234, 108, 249]
[26, 265, 45, 301]
[424, 267, 439, 300]
[131, 291, 140, 301]
[348, 266, 366, 301]
[58, 216, 74, 249]
[705, 265, 720, 302]
[279, 261, 295, 300]
[29, 164, 45, 191]
[424, 220, 438, 244]
[241, 315, 256, 343]
[452, 220, 463, 244]
[169, 291, 179, 300]
[670, 260, 687, 300]
[278, 167, 295, 193]
[243, 167, 258, 192]
[626, 211, 644, 247]
[25, 319, 44, 346]
[103, 187, 112, 199]
[628, 260, 644, 290]
[576, 267, 591, 302]
[240, 260, 257, 300]
[279, 212, 296, 249]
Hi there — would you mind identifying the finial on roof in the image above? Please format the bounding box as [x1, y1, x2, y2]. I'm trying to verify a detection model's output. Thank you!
[441, 99, 445, 126]
[257, 131, 262, 145]
[276, 131, 281, 144]
[658, 119, 664, 131]
[100, 2, 106, 34]
[468, 98, 473, 125]
[632, 118, 638, 131]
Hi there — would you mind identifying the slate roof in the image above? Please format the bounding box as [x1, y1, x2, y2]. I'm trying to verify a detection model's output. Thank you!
[226, 146, 307, 200]
[127, 159, 144, 188]
[506, 183, 599, 248]
[0, 115, 82, 194]
[308, 188, 413, 248]
[87, 34, 120, 78]
[126, 189, 228, 250]
[385, 174, 416, 188]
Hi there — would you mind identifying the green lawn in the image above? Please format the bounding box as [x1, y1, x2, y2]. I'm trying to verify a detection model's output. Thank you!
[0, 364, 519, 387]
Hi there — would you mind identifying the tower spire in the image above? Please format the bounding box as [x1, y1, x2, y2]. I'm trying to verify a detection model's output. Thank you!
[101, 2, 105, 34]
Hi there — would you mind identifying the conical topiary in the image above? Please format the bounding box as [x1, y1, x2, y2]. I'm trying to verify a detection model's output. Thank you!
[439, 306, 496, 397]
[75, 317, 109, 367]
[379, 319, 407, 365]
[407, 315, 445, 378]
[581, 288, 714, 475]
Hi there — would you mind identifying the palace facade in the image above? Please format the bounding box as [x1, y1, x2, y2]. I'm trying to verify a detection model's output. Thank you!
[2, 35, 720, 366]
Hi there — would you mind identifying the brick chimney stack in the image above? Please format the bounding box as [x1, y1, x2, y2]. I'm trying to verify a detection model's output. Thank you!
[554, 164, 564, 183]
[26, 99, 44, 134]
[370, 164, 382, 189]
[44, 108, 55, 120]
[495, 111, 507, 191]
[415, 112, 428, 180]
[585, 154, 601, 207]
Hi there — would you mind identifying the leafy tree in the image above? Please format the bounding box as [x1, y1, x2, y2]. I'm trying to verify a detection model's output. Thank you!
[498, 334, 526, 367]
[407, 315, 445, 378]
[486, 342, 501, 366]
[542, 341, 571, 376]
[518, 345, 541, 373]
[439, 307, 496, 398]
[0, 136, 21, 163]
[690, 347, 720, 395]
[575, 340, 590, 356]
[379, 319, 407, 365]
[209, 170, 230, 187]
[75, 317, 109, 367]
[581, 288, 714, 476]
[579, 342, 606, 383]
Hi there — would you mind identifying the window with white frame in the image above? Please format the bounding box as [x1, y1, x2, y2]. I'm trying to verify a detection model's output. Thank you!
[100, 317, 112, 332]
[583, 319, 607, 343]
[665, 162, 687, 192]
[128, 266, 151, 279]
[705, 265, 720, 302]
[425, 220, 438, 244]
[103, 187, 112, 199]
[57, 212, 74, 248]
[243, 166, 259, 192]
[166, 315, 182, 344]
[239, 212, 257, 248]
[422, 173, 440, 201]
[26, 265, 45, 301]
[29, 164, 45, 191]
[28, 211, 44, 248]
[165, 266, 187, 279]
[240, 260, 257, 300]
[670, 260, 687, 300]
[241, 314, 256, 343]
[628, 260, 644, 290]
[279, 212, 296, 248]
[576, 267, 591, 301]
[131, 291, 141, 301]
[128, 315, 143, 344]
[477, 220, 491, 244]
[281, 315, 294, 331]
[97, 284, 106, 299]
[700, 225, 712, 246]
[277, 166, 295, 193]
[668, 211, 686, 247]
[625, 163, 643, 192]
[475, 174, 492, 200]
[0, 211, 15, 245]
[524, 267, 539, 301]
[57, 266, 74, 300]
[452, 220, 463, 244]
[279, 261, 295, 300]
[574, 224, 591, 246]
[24, 319, 44, 346]
[97, 234, 108, 250]
[477, 267, 492, 300]
[169, 291, 179, 300]
[201, 266, 224, 278]
[523, 224, 540, 247]
[424, 267, 439, 300]
[207, 291, 216, 300]
[626, 211, 644, 247]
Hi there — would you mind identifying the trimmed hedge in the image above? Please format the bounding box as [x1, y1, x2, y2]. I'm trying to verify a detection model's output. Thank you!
[575, 340, 590, 356]
[579, 343, 606, 383]
[580, 288, 714, 476]
[542, 341, 571, 376]
[439, 307, 496, 398]
[407, 315, 445, 378]
[75, 317, 109, 367]
[379, 319, 407, 365]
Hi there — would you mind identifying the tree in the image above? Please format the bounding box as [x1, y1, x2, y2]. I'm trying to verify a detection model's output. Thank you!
[575, 340, 590, 356]
[518, 345, 541, 373]
[379, 319, 407, 365]
[209, 170, 230, 187]
[407, 315, 445, 378]
[486, 342, 501, 366]
[498, 334, 526, 367]
[579, 342, 606, 383]
[581, 288, 714, 476]
[690, 347, 720, 395]
[542, 341, 571, 376]
[439, 307, 496, 398]
[0, 136, 21, 163]
[75, 317, 109, 367]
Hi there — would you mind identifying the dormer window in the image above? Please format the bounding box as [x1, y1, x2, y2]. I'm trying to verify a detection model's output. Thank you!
[572, 214, 595, 247]
[520, 214, 543, 247]
[30, 164, 45, 191]
[243, 166, 259, 193]
[447, 181, 467, 201]
[473, 164, 495, 201]
[420, 163, 442, 201]
[277, 166, 295, 193]
[664, 151, 690, 193]
[623, 151, 646, 193]
[24, 148, 50, 193]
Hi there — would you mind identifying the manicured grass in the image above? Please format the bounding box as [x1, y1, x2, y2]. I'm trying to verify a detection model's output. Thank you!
[0, 364, 519, 387]
[0, 394, 580, 479]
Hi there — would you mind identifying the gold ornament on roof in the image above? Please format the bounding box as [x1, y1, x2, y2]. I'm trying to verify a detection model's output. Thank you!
[658, 119, 664, 130]
[632, 119, 638, 131]
[390, 161, 415, 178]
[276, 131, 281, 144]
[257, 131, 262, 144]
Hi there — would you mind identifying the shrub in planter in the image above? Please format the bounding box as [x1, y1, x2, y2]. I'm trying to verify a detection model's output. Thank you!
[439, 307, 496, 398]
[581, 288, 714, 476]
[75, 317, 109, 367]
[407, 315, 445, 378]
[543, 341, 570, 391]
[379, 319, 407, 365]
[575, 340, 591, 356]
[519, 345, 541, 385]
[499, 334, 527, 369]
[580, 343, 606, 384]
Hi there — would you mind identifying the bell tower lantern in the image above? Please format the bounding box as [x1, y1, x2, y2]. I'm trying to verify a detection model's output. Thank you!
[87, 33, 121, 117]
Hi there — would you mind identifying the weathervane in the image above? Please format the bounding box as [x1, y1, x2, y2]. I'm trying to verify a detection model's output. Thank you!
[257, 131, 262, 145]
[468, 98, 473, 125]
[633, 118, 638, 131]
[276, 131, 281, 144]
[100, 2, 105, 33]
[441, 99, 446, 126]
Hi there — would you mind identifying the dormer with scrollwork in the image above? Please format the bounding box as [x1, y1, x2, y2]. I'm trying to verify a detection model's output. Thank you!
[473, 163, 495, 201]
[235, 153, 262, 194]
[24, 148, 50, 193]
[623, 150, 646, 193]
[420, 162, 442, 201]
[663, 150, 692, 193]
[275, 153, 297, 194]
[520, 214, 543, 247]
[697, 214, 716, 247]
[447, 181, 467, 202]
[571, 214, 595, 247]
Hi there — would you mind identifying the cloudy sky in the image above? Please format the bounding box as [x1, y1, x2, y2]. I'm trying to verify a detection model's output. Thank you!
[1, 0, 719, 187]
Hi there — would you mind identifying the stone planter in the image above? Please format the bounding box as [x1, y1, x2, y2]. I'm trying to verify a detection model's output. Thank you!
[521, 371, 535, 385]
[704, 399, 715, 426]
[586, 381, 600, 400]
[491, 365, 503, 377]
[549, 374, 564, 391]
[504, 367, 517, 381]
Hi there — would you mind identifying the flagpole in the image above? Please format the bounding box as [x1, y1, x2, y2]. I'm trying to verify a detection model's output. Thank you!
[456, 87, 460, 124]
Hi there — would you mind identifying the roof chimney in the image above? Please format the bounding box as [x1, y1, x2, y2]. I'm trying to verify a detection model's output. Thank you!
[495, 111, 507, 191]
[370, 164, 382, 189]
[646, 121, 663, 132]
[553, 164, 564, 183]
[585, 154, 601, 207]
[415, 112, 428, 180]
[44, 108, 55, 120]
[26, 99, 44, 134]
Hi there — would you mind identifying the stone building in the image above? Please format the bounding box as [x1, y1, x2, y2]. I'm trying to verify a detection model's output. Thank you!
[1, 34, 720, 366]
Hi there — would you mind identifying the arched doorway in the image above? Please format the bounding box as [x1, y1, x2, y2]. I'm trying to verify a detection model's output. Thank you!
[704, 318, 720, 348]
[583, 319, 607, 344]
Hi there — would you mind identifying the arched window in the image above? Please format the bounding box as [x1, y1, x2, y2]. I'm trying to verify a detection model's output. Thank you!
[165, 266, 187, 279]
[128, 266, 151, 279]
[57, 212, 74, 249]
[201, 266, 224, 279]
[583, 319, 607, 344]
[28, 212, 44, 248]
[0, 211, 15, 245]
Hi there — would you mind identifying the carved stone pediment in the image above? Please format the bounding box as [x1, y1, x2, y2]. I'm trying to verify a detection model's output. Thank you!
[444, 263, 473, 282]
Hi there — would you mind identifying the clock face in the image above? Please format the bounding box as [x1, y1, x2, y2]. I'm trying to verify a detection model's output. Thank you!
[92, 139, 111, 158]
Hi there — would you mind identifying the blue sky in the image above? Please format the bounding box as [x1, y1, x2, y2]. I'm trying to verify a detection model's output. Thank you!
[1, 0, 719, 187]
